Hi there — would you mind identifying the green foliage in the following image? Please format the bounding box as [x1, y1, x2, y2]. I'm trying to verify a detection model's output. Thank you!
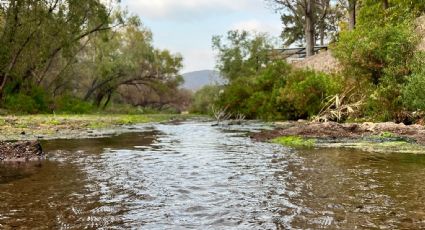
[271, 136, 316, 148]
[363, 75, 404, 121]
[216, 61, 290, 120]
[212, 29, 344, 121]
[4, 94, 40, 114]
[330, 2, 423, 122]
[403, 74, 425, 110]
[212, 30, 275, 81]
[190, 85, 222, 114]
[377, 131, 396, 138]
[3, 86, 50, 114]
[277, 70, 342, 119]
[0, 2, 185, 114]
[54, 95, 95, 114]
[358, 0, 425, 26]
[332, 22, 416, 84]
[402, 53, 425, 110]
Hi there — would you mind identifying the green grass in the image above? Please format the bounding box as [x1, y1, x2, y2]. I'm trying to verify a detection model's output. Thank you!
[0, 114, 189, 141]
[271, 136, 316, 148]
[373, 131, 396, 138]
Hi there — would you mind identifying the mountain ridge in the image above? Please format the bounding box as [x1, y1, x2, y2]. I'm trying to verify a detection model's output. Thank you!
[181, 70, 224, 91]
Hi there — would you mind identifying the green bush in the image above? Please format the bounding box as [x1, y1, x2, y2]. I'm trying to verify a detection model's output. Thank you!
[277, 70, 342, 120]
[4, 94, 39, 114]
[402, 53, 425, 111]
[190, 85, 222, 114]
[3, 86, 51, 114]
[363, 75, 404, 121]
[332, 22, 417, 84]
[54, 95, 95, 114]
[215, 61, 290, 119]
[216, 77, 254, 117]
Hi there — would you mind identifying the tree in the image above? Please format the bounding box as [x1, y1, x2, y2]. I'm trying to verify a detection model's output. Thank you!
[269, 0, 318, 56]
[269, 0, 344, 54]
[77, 20, 184, 108]
[338, 0, 358, 30]
[212, 30, 274, 81]
[0, 0, 121, 100]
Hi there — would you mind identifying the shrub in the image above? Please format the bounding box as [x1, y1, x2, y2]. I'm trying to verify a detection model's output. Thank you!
[214, 61, 290, 119]
[216, 77, 255, 117]
[363, 75, 404, 121]
[54, 95, 95, 114]
[4, 94, 39, 114]
[402, 53, 425, 111]
[332, 22, 417, 84]
[3, 86, 51, 114]
[277, 70, 342, 120]
[190, 85, 222, 114]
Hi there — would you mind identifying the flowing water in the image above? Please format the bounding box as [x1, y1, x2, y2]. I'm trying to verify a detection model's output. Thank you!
[1, 121, 425, 229]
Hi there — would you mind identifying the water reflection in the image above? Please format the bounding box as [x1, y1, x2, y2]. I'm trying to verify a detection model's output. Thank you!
[289, 148, 425, 229]
[1, 122, 425, 229]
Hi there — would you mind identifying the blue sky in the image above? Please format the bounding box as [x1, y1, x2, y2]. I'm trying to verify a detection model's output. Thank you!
[121, 0, 282, 73]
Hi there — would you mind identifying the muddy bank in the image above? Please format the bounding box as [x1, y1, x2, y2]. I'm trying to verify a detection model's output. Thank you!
[252, 121, 425, 153]
[0, 141, 44, 162]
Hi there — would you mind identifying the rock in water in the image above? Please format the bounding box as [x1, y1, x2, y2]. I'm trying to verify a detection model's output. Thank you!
[0, 141, 44, 162]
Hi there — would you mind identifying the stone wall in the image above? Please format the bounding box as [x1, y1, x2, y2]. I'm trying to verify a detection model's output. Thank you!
[291, 50, 341, 74]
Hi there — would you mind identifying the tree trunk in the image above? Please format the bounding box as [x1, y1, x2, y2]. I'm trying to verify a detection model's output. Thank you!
[94, 92, 104, 107]
[348, 0, 357, 30]
[305, 0, 315, 57]
[102, 92, 112, 109]
[383, 0, 389, 9]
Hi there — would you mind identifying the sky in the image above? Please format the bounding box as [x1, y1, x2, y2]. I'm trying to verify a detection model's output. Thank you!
[120, 0, 282, 73]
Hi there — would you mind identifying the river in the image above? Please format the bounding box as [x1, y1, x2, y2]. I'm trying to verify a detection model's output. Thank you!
[1, 121, 425, 229]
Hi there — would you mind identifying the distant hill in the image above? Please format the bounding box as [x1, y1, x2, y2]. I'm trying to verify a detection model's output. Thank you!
[181, 70, 225, 91]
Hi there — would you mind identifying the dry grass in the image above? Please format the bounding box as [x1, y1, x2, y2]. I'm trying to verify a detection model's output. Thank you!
[292, 50, 341, 74]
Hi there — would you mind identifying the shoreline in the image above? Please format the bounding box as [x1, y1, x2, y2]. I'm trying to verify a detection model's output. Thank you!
[252, 121, 425, 154]
[0, 114, 193, 141]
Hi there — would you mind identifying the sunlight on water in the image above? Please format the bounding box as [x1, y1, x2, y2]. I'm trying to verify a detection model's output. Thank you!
[1, 121, 425, 229]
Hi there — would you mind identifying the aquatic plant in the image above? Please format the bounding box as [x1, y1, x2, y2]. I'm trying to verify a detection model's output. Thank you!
[271, 136, 316, 148]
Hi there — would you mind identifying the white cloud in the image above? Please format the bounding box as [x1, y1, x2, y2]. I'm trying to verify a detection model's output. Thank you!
[181, 49, 216, 73]
[231, 19, 281, 36]
[123, 0, 260, 20]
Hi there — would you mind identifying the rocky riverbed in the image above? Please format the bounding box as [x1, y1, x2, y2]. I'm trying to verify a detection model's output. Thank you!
[0, 141, 44, 161]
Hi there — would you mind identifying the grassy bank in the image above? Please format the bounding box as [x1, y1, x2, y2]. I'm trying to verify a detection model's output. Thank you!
[0, 114, 188, 141]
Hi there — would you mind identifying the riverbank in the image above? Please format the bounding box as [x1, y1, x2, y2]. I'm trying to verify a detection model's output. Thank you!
[252, 121, 425, 154]
[0, 114, 190, 141]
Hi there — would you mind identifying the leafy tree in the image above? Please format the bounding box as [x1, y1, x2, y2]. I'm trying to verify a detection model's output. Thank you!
[212, 30, 275, 81]
[0, 0, 116, 99]
[78, 21, 184, 108]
